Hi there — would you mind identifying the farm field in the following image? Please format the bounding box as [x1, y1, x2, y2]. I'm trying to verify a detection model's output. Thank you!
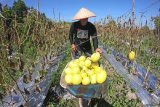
[0, 0, 160, 107]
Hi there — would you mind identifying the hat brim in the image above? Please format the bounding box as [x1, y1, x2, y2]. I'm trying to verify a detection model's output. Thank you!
[73, 16, 96, 20]
[72, 8, 96, 20]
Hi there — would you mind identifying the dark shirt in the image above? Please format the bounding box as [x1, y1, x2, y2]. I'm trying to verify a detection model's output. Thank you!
[69, 21, 98, 51]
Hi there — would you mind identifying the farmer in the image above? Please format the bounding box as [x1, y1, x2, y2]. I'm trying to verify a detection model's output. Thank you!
[69, 7, 102, 107]
[69, 7, 102, 58]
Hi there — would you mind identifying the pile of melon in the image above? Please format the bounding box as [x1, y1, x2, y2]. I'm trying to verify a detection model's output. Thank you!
[64, 52, 107, 85]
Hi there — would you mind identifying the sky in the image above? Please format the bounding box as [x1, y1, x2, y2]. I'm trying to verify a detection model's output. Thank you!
[1, 0, 160, 27]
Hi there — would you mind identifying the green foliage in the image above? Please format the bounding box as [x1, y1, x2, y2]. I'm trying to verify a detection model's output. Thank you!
[143, 25, 150, 30]
[2, 5, 12, 27]
[2, 5, 12, 17]
[107, 19, 117, 28]
[154, 16, 160, 30]
[0, 3, 2, 12]
[23, 41, 37, 60]
[12, 0, 27, 22]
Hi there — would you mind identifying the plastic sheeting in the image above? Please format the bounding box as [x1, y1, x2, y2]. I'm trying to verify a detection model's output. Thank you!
[101, 44, 158, 89]
[0, 53, 65, 107]
[135, 64, 158, 90]
[101, 45, 160, 107]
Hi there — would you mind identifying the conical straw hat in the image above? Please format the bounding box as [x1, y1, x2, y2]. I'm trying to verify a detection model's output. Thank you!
[73, 8, 96, 20]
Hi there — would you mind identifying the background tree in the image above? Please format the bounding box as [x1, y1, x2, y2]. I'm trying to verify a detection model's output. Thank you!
[12, 0, 27, 23]
[0, 3, 2, 12]
[2, 5, 12, 27]
[154, 16, 160, 33]
[1, 5, 13, 56]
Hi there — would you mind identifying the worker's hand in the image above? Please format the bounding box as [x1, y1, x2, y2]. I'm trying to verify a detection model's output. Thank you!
[96, 48, 102, 54]
[71, 44, 76, 52]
